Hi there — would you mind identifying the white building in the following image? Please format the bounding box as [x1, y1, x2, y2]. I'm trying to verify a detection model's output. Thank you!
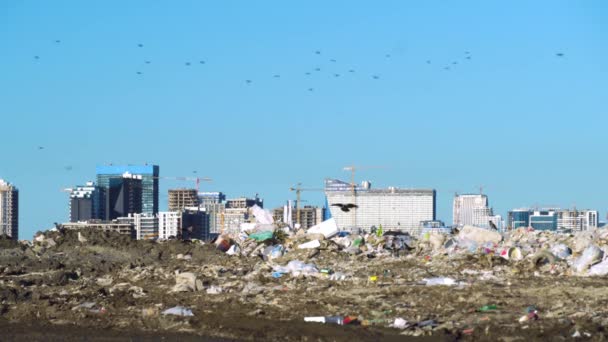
[325, 179, 436, 235]
[558, 209, 599, 231]
[0, 179, 18, 239]
[453, 194, 488, 227]
[158, 211, 182, 240]
[118, 213, 158, 240]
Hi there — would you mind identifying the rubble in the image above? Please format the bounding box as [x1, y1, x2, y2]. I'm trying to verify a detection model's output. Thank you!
[3, 225, 608, 340]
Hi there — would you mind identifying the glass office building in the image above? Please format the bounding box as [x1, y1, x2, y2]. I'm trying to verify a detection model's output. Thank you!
[530, 210, 558, 231]
[508, 209, 531, 229]
[96, 165, 159, 218]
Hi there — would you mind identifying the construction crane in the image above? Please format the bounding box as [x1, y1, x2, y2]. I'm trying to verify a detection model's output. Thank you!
[289, 183, 324, 226]
[161, 176, 212, 192]
[342, 165, 386, 229]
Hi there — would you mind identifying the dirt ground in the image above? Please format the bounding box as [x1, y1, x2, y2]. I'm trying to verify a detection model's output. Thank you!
[1, 229, 607, 341]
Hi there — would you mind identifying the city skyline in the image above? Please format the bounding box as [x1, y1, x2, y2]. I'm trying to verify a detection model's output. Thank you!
[1, 168, 606, 240]
[1, 1, 606, 239]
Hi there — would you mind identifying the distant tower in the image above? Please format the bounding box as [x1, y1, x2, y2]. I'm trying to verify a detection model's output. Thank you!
[168, 189, 199, 211]
[0, 179, 19, 240]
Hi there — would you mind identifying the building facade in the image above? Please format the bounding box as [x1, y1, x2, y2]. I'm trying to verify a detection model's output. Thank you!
[158, 211, 181, 240]
[325, 179, 436, 235]
[69, 182, 101, 222]
[168, 189, 199, 211]
[118, 213, 158, 240]
[96, 164, 159, 218]
[507, 209, 532, 230]
[59, 221, 135, 238]
[272, 205, 324, 229]
[530, 210, 558, 231]
[0, 179, 18, 239]
[453, 194, 488, 227]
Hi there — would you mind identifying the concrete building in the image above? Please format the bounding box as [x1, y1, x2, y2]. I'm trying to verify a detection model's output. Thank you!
[197, 192, 226, 236]
[168, 189, 199, 211]
[272, 205, 324, 229]
[325, 179, 436, 235]
[59, 220, 135, 238]
[69, 182, 101, 222]
[453, 194, 488, 227]
[118, 213, 158, 240]
[0, 179, 18, 239]
[158, 211, 181, 240]
[558, 209, 599, 231]
[226, 195, 263, 209]
[96, 164, 159, 217]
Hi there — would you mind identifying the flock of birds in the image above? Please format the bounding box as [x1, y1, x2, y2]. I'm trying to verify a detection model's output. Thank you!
[31, 39, 566, 155]
[31, 40, 567, 92]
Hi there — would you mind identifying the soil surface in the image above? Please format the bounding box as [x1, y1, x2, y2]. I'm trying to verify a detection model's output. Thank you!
[1, 229, 607, 341]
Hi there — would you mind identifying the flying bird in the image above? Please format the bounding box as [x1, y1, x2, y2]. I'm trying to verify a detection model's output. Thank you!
[556, 52, 565, 57]
[273, 74, 280, 78]
[245, 79, 252, 84]
[331, 203, 358, 212]
[136, 71, 143, 75]
[34, 56, 40, 60]
[385, 54, 391, 58]
[315, 67, 321, 72]
[315, 50, 321, 55]
[37, 146, 44, 150]
[330, 59, 337, 62]
[452, 61, 458, 65]
[444, 66, 450, 71]
[465, 51, 470, 54]
[199, 60, 205, 64]
[489, 221, 498, 231]
[137, 43, 144, 48]
[185, 62, 191, 66]
[426, 60, 431, 64]
[145, 61, 151, 64]
[348, 69, 355, 73]
[308, 88, 314, 92]
[55, 40, 61, 44]
[465, 56, 471, 60]
[64, 166, 73, 171]
[372, 75, 380, 79]
[334, 73, 340, 77]
[305, 72, 311, 75]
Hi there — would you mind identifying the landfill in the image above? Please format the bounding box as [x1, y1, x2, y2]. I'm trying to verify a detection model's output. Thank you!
[3, 219, 608, 340]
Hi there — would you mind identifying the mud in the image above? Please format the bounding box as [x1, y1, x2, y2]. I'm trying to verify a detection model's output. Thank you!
[1, 228, 608, 341]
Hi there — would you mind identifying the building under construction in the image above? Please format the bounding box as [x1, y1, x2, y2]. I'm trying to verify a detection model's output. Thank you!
[168, 189, 199, 211]
[324, 179, 436, 235]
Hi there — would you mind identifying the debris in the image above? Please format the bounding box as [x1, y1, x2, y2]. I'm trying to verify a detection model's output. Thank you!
[572, 245, 603, 273]
[423, 277, 457, 286]
[298, 240, 321, 249]
[457, 225, 502, 245]
[162, 306, 194, 317]
[307, 218, 339, 239]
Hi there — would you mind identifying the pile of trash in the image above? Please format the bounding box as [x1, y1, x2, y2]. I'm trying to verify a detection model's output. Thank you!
[3, 211, 608, 340]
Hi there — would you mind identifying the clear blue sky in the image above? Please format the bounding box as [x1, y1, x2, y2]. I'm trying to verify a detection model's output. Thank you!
[1, 1, 606, 239]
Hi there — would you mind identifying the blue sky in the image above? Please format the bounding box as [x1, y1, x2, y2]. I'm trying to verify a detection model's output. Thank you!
[1, 1, 606, 239]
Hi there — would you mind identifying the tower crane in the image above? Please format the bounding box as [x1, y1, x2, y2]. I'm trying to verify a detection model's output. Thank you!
[289, 183, 324, 226]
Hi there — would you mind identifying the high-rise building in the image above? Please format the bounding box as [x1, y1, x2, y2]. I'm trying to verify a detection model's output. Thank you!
[69, 182, 101, 222]
[100, 172, 143, 220]
[181, 207, 209, 240]
[453, 194, 488, 227]
[168, 189, 199, 211]
[158, 211, 182, 240]
[508, 208, 599, 232]
[96, 164, 159, 217]
[325, 179, 436, 235]
[197, 192, 225, 236]
[0, 179, 18, 239]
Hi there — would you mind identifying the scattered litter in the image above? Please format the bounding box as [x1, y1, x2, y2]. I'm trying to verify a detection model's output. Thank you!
[162, 306, 194, 317]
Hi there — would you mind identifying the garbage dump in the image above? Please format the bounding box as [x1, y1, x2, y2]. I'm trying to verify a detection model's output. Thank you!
[3, 223, 608, 340]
